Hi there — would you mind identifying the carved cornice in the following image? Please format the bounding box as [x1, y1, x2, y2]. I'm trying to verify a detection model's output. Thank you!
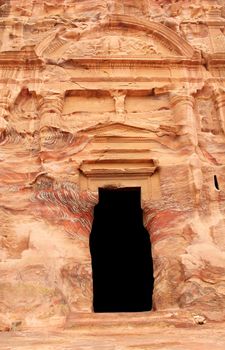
[58, 57, 202, 70]
[205, 53, 225, 67]
[0, 48, 44, 69]
[79, 159, 158, 178]
[92, 136, 154, 143]
[204, 19, 225, 26]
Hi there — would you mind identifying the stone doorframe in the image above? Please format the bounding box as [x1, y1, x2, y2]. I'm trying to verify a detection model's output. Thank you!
[76, 158, 159, 313]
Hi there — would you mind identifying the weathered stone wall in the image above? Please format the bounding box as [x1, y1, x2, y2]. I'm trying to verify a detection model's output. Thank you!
[1, 0, 225, 329]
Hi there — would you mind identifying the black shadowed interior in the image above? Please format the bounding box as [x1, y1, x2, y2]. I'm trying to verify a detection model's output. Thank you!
[90, 187, 154, 313]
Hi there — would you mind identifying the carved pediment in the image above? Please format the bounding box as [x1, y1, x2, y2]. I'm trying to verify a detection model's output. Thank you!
[37, 15, 199, 62]
[80, 122, 153, 138]
[79, 122, 155, 174]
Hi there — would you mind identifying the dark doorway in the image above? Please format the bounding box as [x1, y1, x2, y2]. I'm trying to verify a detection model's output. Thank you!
[90, 187, 154, 313]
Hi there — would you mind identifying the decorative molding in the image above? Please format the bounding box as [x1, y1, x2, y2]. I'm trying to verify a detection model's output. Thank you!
[58, 57, 202, 69]
[0, 47, 44, 68]
[79, 158, 160, 201]
[79, 159, 158, 178]
[205, 53, 225, 67]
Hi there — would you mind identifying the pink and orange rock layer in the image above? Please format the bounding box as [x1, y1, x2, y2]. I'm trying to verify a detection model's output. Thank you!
[0, 0, 225, 329]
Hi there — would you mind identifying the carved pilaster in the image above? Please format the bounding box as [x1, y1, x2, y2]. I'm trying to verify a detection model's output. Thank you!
[37, 92, 65, 148]
[170, 93, 197, 147]
[214, 92, 225, 134]
[0, 89, 11, 133]
[188, 153, 203, 206]
[37, 92, 65, 130]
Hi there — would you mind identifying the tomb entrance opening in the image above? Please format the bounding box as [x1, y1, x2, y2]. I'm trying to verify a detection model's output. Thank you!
[90, 187, 154, 313]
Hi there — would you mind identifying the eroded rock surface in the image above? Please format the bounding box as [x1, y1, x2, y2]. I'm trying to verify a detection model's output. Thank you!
[0, 0, 225, 330]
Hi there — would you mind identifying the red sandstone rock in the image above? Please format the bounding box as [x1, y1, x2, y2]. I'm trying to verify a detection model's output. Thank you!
[0, 0, 225, 332]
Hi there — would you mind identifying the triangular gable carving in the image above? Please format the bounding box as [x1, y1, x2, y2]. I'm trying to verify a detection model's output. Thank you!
[36, 15, 199, 61]
[79, 122, 153, 137]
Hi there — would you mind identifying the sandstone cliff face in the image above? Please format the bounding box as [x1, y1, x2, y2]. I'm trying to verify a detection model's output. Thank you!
[0, 0, 225, 329]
